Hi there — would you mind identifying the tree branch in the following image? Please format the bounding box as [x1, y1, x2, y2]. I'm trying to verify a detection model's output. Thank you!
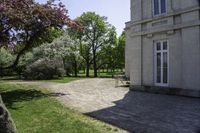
[0, 44, 30, 69]
[0, 27, 46, 70]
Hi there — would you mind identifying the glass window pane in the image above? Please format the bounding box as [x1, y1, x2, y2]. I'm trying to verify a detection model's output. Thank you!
[154, 0, 159, 15]
[163, 41, 167, 50]
[156, 42, 161, 51]
[163, 52, 168, 83]
[157, 53, 161, 67]
[163, 68, 168, 83]
[163, 52, 168, 67]
[161, 0, 166, 13]
[157, 68, 161, 83]
[156, 53, 161, 83]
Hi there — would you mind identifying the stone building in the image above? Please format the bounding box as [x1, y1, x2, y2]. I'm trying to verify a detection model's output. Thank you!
[125, 0, 200, 97]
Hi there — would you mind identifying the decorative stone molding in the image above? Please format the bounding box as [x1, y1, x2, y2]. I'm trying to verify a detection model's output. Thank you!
[146, 34, 153, 38]
[126, 6, 200, 28]
[130, 20, 200, 37]
[167, 30, 175, 35]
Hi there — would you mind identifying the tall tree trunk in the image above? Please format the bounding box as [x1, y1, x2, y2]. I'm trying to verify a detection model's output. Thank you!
[74, 60, 77, 77]
[93, 50, 97, 78]
[0, 96, 17, 133]
[93, 60, 97, 77]
[83, 68, 85, 74]
[85, 48, 90, 77]
[0, 64, 3, 78]
[0, 69, 3, 78]
[86, 60, 90, 77]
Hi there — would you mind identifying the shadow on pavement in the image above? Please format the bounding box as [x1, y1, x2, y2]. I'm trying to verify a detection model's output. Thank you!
[86, 91, 200, 133]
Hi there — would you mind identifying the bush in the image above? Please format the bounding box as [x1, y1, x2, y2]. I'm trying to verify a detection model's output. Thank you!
[23, 58, 65, 80]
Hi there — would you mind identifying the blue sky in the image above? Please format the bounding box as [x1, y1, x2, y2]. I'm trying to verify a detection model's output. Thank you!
[36, 0, 130, 36]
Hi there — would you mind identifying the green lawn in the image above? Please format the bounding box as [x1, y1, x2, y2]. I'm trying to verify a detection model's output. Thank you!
[0, 76, 83, 83]
[41, 76, 84, 83]
[0, 83, 119, 133]
[78, 69, 124, 78]
[0, 69, 124, 83]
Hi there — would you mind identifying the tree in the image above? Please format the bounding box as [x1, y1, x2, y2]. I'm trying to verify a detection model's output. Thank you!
[25, 33, 83, 77]
[76, 12, 108, 77]
[68, 25, 91, 77]
[116, 31, 125, 71]
[97, 26, 118, 73]
[0, 0, 79, 132]
[97, 28, 125, 76]
[0, 0, 79, 69]
[15, 52, 34, 78]
[64, 40, 83, 77]
[0, 48, 14, 77]
[23, 58, 65, 80]
[0, 97, 17, 133]
[44, 34, 83, 77]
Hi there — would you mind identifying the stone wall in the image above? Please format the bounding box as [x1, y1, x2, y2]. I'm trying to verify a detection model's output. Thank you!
[125, 0, 200, 93]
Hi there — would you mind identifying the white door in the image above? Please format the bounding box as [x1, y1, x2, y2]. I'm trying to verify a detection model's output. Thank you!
[154, 40, 168, 86]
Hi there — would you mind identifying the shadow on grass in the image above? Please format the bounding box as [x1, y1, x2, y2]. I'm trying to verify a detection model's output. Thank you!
[0, 89, 67, 109]
[0, 76, 20, 81]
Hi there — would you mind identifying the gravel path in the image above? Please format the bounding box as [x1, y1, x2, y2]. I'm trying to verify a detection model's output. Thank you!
[44, 78, 129, 113]
[12, 78, 200, 133]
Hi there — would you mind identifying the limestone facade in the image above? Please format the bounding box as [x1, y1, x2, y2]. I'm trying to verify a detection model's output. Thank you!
[125, 0, 200, 96]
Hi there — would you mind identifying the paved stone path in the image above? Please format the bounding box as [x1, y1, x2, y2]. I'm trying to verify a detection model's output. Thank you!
[16, 78, 200, 133]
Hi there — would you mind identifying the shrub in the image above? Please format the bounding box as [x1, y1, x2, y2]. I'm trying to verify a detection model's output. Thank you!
[23, 58, 65, 80]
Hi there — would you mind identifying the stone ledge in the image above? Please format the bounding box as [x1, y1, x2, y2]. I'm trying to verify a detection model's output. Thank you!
[125, 6, 200, 27]
[130, 85, 200, 98]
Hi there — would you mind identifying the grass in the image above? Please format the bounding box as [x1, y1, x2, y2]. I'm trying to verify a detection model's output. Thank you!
[78, 69, 124, 78]
[41, 76, 83, 83]
[0, 76, 83, 83]
[0, 69, 124, 83]
[0, 83, 119, 133]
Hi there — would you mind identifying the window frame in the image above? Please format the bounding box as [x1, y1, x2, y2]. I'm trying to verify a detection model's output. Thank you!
[154, 40, 169, 87]
[153, 0, 167, 16]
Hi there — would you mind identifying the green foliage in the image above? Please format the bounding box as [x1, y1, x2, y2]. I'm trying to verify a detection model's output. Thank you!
[97, 26, 118, 72]
[0, 0, 79, 69]
[68, 12, 126, 77]
[116, 31, 125, 69]
[33, 34, 72, 60]
[0, 48, 14, 67]
[23, 59, 65, 80]
[15, 52, 35, 76]
[0, 48, 15, 77]
[20, 33, 84, 79]
[77, 12, 107, 38]
[31, 33, 83, 77]
[74, 12, 110, 77]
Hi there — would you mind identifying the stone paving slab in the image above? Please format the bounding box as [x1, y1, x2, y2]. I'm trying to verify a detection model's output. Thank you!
[88, 91, 200, 133]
